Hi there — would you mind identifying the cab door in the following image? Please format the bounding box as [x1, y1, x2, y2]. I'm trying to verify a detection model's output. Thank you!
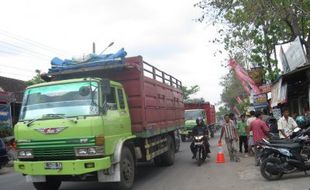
[116, 87, 131, 134]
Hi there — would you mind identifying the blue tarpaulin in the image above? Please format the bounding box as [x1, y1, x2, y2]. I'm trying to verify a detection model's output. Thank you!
[49, 48, 127, 73]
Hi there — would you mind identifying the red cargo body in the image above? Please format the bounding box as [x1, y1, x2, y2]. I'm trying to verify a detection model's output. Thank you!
[48, 56, 184, 137]
[184, 102, 216, 125]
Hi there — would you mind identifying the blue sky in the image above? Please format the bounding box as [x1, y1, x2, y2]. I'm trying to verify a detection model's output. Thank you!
[0, 0, 228, 104]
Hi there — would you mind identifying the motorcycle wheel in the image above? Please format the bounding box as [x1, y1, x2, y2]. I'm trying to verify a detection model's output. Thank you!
[260, 157, 283, 181]
[197, 147, 206, 167]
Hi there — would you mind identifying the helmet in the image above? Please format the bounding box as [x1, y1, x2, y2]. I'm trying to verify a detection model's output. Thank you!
[196, 117, 203, 125]
[296, 116, 306, 128]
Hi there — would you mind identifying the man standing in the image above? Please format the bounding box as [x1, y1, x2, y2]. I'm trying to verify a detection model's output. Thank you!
[247, 111, 256, 156]
[278, 108, 298, 139]
[237, 114, 248, 155]
[249, 111, 270, 165]
[219, 114, 240, 162]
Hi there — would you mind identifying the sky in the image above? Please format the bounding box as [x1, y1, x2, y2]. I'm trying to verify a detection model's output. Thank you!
[0, 0, 228, 105]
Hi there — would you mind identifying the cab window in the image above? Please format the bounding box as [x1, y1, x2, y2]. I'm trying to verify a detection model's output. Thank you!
[106, 87, 117, 110]
[117, 88, 125, 109]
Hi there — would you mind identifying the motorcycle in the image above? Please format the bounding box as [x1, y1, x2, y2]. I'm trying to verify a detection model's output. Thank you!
[256, 127, 304, 166]
[0, 138, 9, 170]
[260, 127, 310, 180]
[193, 135, 207, 166]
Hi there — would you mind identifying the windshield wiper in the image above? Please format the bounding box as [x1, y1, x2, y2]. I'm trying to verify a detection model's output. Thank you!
[25, 117, 42, 127]
[44, 114, 78, 124]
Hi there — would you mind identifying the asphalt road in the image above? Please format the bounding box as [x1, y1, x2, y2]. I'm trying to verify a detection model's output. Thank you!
[1, 134, 310, 190]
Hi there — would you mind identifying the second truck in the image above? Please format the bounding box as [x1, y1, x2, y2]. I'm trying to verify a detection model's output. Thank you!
[14, 56, 184, 190]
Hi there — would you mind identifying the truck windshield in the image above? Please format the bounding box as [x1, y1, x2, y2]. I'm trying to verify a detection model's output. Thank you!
[20, 81, 99, 121]
[184, 110, 205, 120]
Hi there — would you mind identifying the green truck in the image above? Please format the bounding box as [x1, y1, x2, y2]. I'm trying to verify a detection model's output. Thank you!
[180, 109, 206, 142]
[14, 56, 184, 190]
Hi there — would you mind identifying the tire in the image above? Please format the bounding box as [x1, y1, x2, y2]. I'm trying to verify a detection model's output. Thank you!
[181, 135, 186, 142]
[33, 178, 61, 190]
[115, 146, 135, 190]
[160, 135, 175, 166]
[260, 157, 283, 181]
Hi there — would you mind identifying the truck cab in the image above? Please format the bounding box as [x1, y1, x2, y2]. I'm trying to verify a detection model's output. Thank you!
[180, 109, 206, 142]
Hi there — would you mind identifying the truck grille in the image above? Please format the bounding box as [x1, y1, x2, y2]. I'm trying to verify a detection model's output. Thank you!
[32, 147, 75, 161]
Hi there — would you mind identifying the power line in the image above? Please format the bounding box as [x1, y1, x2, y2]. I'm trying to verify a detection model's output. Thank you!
[0, 71, 34, 78]
[0, 64, 37, 73]
[0, 41, 52, 59]
[0, 29, 70, 56]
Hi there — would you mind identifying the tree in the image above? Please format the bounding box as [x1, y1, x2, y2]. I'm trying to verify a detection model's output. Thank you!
[195, 0, 310, 82]
[25, 70, 45, 86]
[181, 85, 200, 100]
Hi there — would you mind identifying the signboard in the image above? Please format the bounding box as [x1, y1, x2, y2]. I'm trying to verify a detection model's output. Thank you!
[248, 67, 264, 86]
[259, 84, 272, 94]
[253, 93, 268, 109]
[283, 37, 307, 73]
[0, 104, 12, 129]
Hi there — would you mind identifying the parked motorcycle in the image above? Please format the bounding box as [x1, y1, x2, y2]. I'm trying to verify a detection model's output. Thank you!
[193, 135, 207, 166]
[260, 127, 310, 180]
[256, 127, 304, 166]
[0, 138, 9, 170]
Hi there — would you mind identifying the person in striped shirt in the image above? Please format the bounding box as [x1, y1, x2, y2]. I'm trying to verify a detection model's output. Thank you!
[219, 114, 240, 162]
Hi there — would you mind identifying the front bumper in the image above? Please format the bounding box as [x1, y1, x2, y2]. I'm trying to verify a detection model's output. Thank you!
[14, 157, 111, 175]
[180, 129, 192, 136]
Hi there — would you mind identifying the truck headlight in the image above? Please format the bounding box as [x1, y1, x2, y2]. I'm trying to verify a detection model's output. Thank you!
[74, 146, 104, 157]
[17, 149, 33, 159]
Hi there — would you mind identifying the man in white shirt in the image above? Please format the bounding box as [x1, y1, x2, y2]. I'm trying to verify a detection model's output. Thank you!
[278, 109, 298, 139]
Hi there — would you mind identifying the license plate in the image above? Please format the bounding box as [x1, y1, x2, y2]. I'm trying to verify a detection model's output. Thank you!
[195, 142, 203, 145]
[45, 162, 62, 170]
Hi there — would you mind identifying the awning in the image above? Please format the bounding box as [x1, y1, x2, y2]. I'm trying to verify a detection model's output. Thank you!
[271, 78, 287, 107]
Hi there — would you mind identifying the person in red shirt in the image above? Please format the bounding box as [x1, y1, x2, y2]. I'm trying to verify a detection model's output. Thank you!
[249, 111, 270, 144]
[249, 111, 270, 165]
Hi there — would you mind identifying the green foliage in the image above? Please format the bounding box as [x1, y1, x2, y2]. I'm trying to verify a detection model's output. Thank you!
[181, 85, 200, 100]
[25, 70, 45, 86]
[216, 105, 230, 119]
[195, 0, 310, 82]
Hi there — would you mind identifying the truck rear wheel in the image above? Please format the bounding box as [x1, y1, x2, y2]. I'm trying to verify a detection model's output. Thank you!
[33, 178, 61, 190]
[115, 146, 135, 190]
[160, 135, 175, 166]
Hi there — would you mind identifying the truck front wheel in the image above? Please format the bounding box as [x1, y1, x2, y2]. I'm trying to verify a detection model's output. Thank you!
[116, 146, 135, 190]
[33, 178, 61, 190]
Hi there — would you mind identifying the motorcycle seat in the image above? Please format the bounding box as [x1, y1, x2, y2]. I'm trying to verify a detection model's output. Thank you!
[267, 143, 300, 149]
[268, 139, 295, 144]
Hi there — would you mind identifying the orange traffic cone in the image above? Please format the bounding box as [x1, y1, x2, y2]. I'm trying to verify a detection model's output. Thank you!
[216, 142, 225, 163]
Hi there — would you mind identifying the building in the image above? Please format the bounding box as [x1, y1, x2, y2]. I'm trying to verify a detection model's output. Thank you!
[0, 76, 26, 137]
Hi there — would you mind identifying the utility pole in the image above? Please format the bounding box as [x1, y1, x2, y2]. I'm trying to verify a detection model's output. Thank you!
[92, 42, 96, 54]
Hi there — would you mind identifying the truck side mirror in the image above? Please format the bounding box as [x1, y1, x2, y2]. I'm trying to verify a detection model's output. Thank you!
[102, 79, 111, 95]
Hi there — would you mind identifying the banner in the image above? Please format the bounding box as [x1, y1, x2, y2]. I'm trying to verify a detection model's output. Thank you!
[271, 78, 287, 107]
[228, 59, 261, 95]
